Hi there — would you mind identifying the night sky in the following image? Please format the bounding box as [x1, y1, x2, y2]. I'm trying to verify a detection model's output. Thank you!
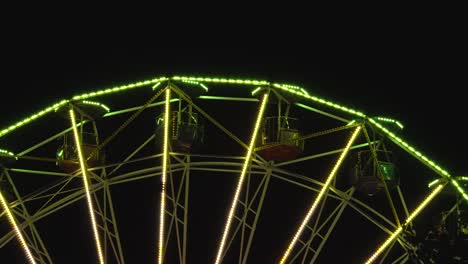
[1, 46, 466, 263]
[3, 46, 466, 172]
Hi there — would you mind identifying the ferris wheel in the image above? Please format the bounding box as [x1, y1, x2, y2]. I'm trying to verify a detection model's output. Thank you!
[0, 76, 466, 263]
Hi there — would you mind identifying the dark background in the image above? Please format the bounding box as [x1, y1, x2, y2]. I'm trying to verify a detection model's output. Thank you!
[1, 44, 466, 263]
[2, 45, 466, 173]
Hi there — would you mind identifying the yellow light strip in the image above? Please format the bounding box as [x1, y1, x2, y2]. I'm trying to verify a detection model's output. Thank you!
[0, 192, 37, 264]
[215, 93, 269, 264]
[158, 89, 170, 264]
[365, 184, 444, 263]
[365, 226, 403, 264]
[279, 126, 361, 264]
[69, 109, 105, 264]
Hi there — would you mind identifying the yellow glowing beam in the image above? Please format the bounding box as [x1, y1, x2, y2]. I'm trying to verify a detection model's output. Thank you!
[365, 184, 444, 264]
[0, 192, 37, 264]
[365, 226, 403, 264]
[280, 126, 361, 264]
[158, 89, 171, 264]
[69, 109, 105, 264]
[215, 93, 269, 264]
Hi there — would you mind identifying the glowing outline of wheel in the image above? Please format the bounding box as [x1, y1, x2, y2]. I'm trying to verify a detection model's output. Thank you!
[0, 75, 465, 263]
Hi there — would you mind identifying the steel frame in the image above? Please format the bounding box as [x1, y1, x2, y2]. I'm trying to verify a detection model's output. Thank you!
[0, 80, 454, 263]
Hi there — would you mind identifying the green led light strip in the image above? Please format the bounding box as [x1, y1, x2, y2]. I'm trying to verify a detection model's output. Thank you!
[0, 75, 465, 201]
[428, 178, 442, 188]
[369, 118, 449, 175]
[0, 100, 69, 138]
[173, 76, 366, 117]
[152, 82, 162, 90]
[375, 117, 404, 129]
[451, 179, 468, 200]
[81, 100, 110, 112]
[0, 148, 15, 156]
[172, 76, 269, 86]
[0, 77, 166, 139]
[251, 87, 262, 95]
[179, 79, 209, 91]
[73, 77, 167, 100]
[368, 118, 468, 201]
[272, 83, 309, 96]
[198, 96, 259, 102]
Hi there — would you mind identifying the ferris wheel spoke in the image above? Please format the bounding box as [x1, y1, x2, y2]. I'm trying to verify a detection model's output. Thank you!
[170, 84, 248, 150]
[107, 134, 156, 177]
[69, 108, 105, 264]
[1, 169, 52, 263]
[215, 92, 269, 264]
[89, 176, 125, 263]
[280, 126, 362, 263]
[362, 126, 401, 227]
[0, 191, 38, 264]
[1, 75, 463, 263]
[158, 88, 171, 264]
[365, 183, 446, 263]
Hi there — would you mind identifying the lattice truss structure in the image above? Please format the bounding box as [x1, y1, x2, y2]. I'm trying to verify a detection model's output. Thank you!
[0, 76, 466, 263]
